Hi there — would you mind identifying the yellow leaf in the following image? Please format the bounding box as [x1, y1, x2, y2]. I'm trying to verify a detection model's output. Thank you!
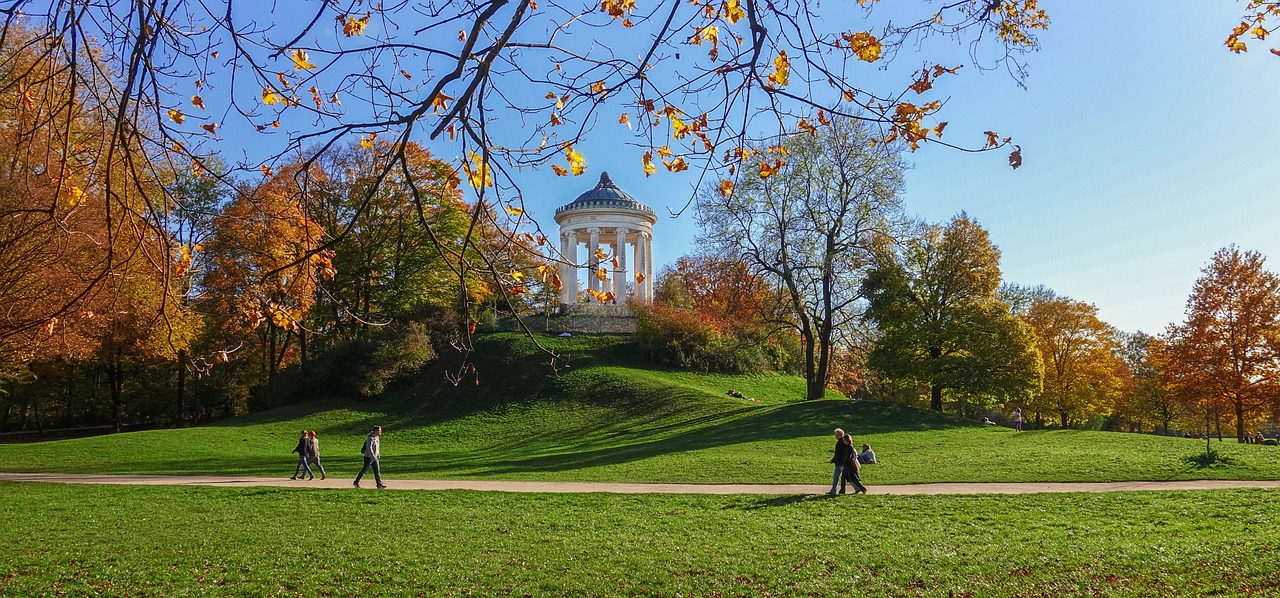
[721, 0, 745, 24]
[341, 12, 371, 36]
[168, 109, 185, 124]
[657, 145, 673, 159]
[262, 87, 282, 106]
[596, 266, 608, 282]
[619, 113, 632, 129]
[767, 51, 790, 88]
[66, 185, 87, 207]
[511, 270, 526, 282]
[505, 205, 524, 217]
[291, 49, 317, 70]
[718, 179, 734, 197]
[844, 31, 882, 62]
[642, 151, 657, 177]
[464, 151, 493, 189]
[565, 145, 586, 176]
[260, 164, 273, 177]
[590, 80, 607, 97]
[759, 159, 783, 179]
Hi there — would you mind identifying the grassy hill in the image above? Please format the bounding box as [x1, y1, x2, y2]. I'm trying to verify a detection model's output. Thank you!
[2, 331, 1279, 484]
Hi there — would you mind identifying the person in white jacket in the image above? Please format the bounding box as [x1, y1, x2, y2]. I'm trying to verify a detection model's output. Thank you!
[353, 425, 385, 489]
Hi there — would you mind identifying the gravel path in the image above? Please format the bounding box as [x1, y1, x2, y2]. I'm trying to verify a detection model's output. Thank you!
[4, 472, 1280, 495]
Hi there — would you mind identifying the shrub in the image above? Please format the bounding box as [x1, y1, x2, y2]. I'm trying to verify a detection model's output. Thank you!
[634, 303, 787, 373]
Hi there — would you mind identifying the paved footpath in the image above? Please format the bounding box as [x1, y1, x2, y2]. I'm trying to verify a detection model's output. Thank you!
[4, 472, 1280, 495]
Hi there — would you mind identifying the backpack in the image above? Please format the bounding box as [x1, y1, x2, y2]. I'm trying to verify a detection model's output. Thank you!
[360, 436, 369, 455]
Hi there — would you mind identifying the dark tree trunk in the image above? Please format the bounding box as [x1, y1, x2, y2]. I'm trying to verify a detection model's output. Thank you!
[177, 348, 187, 426]
[928, 347, 943, 412]
[107, 350, 125, 433]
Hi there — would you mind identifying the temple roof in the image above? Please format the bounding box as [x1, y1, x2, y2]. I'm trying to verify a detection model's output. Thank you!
[555, 171, 655, 217]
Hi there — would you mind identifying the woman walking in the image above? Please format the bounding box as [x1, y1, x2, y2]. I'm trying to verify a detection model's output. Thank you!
[840, 434, 868, 494]
[307, 430, 326, 480]
[290, 430, 314, 480]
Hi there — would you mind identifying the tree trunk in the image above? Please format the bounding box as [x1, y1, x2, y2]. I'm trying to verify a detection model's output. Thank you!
[177, 348, 187, 426]
[928, 347, 943, 412]
[1235, 403, 1245, 443]
[107, 350, 125, 433]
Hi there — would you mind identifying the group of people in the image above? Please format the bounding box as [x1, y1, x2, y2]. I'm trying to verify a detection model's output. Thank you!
[827, 428, 876, 495]
[289, 425, 386, 489]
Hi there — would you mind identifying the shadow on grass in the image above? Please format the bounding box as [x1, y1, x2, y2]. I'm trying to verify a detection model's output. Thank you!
[1184, 450, 1239, 469]
[727, 494, 817, 511]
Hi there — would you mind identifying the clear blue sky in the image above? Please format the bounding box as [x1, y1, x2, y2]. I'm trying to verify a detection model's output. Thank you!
[512, 1, 1280, 335]
[200, 1, 1277, 336]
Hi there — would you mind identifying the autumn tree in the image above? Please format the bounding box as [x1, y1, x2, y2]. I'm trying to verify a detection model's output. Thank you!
[1021, 295, 1126, 428]
[697, 117, 905, 399]
[200, 164, 332, 396]
[1162, 247, 1280, 442]
[862, 214, 1041, 413]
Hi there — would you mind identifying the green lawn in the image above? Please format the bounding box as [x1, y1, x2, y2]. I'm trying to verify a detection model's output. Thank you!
[2, 482, 1278, 596]
[5, 333, 1280, 596]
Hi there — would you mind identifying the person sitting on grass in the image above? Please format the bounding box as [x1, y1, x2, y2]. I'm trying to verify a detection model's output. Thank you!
[858, 443, 878, 465]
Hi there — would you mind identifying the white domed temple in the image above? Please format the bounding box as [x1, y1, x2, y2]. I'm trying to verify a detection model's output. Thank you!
[554, 172, 657, 310]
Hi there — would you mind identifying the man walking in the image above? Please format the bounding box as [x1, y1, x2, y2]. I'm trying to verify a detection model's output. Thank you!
[354, 425, 386, 489]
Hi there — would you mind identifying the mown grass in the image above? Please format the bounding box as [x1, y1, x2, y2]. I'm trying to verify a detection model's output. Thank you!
[2, 482, 1279, 596]
[3, 332, 1280, 485]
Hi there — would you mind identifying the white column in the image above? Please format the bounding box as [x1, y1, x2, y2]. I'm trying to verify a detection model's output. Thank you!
[633, 232, 647, 302]
[613, 228, 628, 302]
[642, 231, 653, 301]
[558, 232, 572, 306]
[587, 227, 601, 298]
[566, 230, 580, 304]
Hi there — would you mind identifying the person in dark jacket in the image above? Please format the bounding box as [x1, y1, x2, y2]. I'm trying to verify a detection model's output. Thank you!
[290, 430, 314, 480]
[839, 434, 868, 494]
[828, 428, 851, 495]
[354, 425, 385, 489]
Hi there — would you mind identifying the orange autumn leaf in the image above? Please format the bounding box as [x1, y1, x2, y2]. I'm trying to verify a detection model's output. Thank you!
[759, 159, 783, 179]
[199, 122, 218, 135]
[191, 95, 205, 110]
[718, 179, 734, 197]
[432, 92, 453, 114]
[552, 164, 568, 176]
[167, 109, 185, 124]
[619, 112, 632, 129]
[642, 150, 657, 177]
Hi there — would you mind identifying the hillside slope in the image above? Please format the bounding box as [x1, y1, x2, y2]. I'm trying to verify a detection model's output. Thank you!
[2, 332, 1279, 484]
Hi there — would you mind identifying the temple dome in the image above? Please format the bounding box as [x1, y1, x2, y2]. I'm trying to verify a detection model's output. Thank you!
[555, 171, 655, 217]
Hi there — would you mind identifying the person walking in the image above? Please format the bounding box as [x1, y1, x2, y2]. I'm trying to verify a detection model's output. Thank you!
[828, 428, 850, 495]
[307, 430, 326, 480]
[840, 434, 868, 494]
[1013, 408, 1023, 432]
[290, 430, 314, 480]
[354, 425, 385, 489]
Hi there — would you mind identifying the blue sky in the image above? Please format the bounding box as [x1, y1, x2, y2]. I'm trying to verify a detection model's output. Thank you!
[509, 1, 1280, 335]
[195, 1, 1278, 336]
